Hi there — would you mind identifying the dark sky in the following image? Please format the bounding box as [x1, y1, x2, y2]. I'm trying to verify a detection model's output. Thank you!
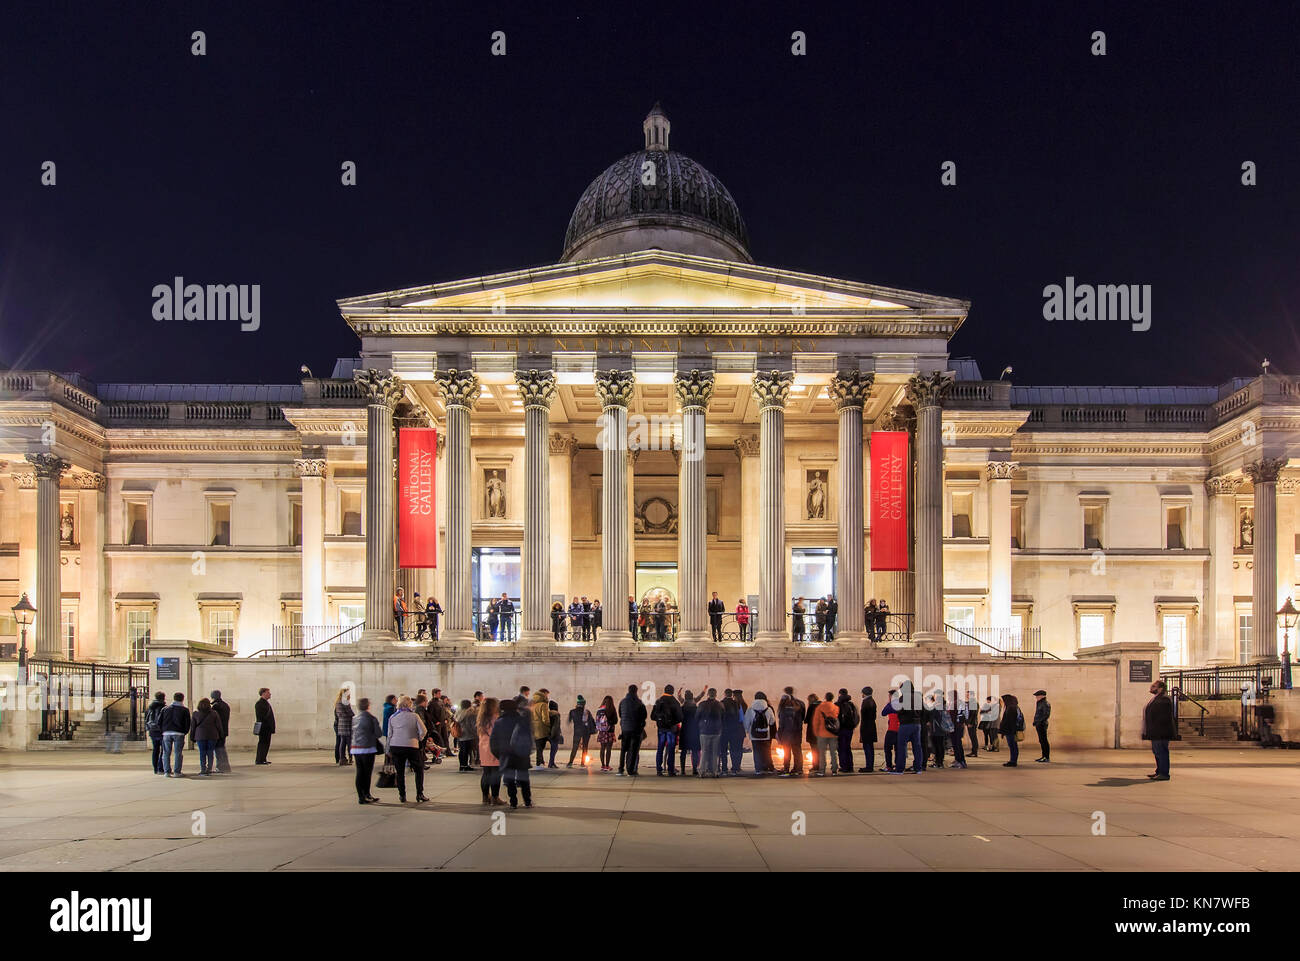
[2, 2, 1297, 388]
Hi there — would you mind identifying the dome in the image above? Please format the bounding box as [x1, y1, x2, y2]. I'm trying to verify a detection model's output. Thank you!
[561, 105, 752, 263]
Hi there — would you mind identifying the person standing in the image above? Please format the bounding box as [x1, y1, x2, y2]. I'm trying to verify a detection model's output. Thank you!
[387, 696, 429, 803]
[551, 601, 567, 641]
[961, 689, 980, 758]
[864, 600, 879, 643]
[720, 689, 745, 775]
[617, 684, 647, 776]
[654, 597, 668, 641]
[595, 695, 617, 771]
[145, 691, 166, 775]
[736, 599, 751, 644]
[792, 597, 806, 643]
[426, 597, 443, 642]
[477, 697, 504, 804]
[678, 690, 701, 775]
[350, 698, 381, 804]
[945, 692, 968, 769]
[381, 694, 397, 749]
[455, 699, 478, 772]
[547, 697, 563, 768]
[834, 688, 858, 772]
[209, 690, 231, 773]
[893, 682, 924, 774]
[566, 696, 595, 767]
[859, 687, 878, 774]
[744, 692, 776, 775]
[393, 587, 408, 641]
[489, 697, 534, 808]
[880, 689, 900, 771]
[708, 592, 726, 644]
[876, 600, 891, 641]
[254, 688, 275, 765]
[1032, 689, 1051, 762]
[999, 694, 1023, 767]
[497, 592, 515, 643]
[777, 686, 806, 777]
[189, 697, 222, 776]
[825, 595, 838, 642]
[1142, 680, 1176, 781]
[581, 596, 593, 641]
[811, 692, 840, 776]
[487, 597, 500, 642]
[697, 688, 724, 777]
[568, 597, 584, 643]
[529, 691, 551, 768]
[160, 692, 191, 778]
[980, 695, 1000, 752]
[591, 600, 603, 641]
[813, 597, 828, 642]
[333, 688, 354, 766]
[411, 592, 428, 641]
[652, 684, 683, 776]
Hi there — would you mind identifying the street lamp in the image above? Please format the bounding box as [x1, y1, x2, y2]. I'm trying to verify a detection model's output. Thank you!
[11, 593, 35, 684]
[1278, 597, 1297, 690]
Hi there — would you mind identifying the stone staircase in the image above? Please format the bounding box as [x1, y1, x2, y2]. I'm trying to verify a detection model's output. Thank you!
[1178, 713, 1244, 746]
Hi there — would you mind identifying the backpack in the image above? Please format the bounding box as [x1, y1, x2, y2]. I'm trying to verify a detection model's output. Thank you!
[934, 710, 954, 735]
[839, 701, 858, 730]
[1016, 707, 1025, 732]
[751, 709, 770, 739]
[824, 709, 840, 735]
[145, 702, 165, 733]
[508, 716, 534, 759]
[779, 703, 799, 730]
[596, 711, 610, 734]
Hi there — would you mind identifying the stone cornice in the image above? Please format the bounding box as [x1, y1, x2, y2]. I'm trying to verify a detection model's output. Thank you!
[673, 369, 715, 411]
[828, 369, 874, 411]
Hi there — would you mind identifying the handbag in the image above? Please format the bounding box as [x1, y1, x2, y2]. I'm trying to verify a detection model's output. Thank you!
[376, 757, 397, 788]
[253, 721, 262, 735]
[1016, 729, 1025, 742]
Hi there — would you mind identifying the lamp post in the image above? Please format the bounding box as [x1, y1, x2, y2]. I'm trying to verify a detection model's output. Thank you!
[11, 593, 35, 685]
[1278, 597, 1297, 690]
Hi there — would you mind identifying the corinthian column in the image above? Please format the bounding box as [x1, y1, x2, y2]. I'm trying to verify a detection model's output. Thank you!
[596, 369, 635, 643]
[1205, 475, 1241, 664]
[354, 369, 404, 645]
[549, 433, 578, 606]
[517, 369, 558, 644]
[26, 454, 69, 657]
[434, 368, 480, 643]
[905, 371, 954, 645]
[830, 370, 873, 643]
[675, 369, 714, 644]
[734, 435, 761, 602]
[986, 461, 1018, 635]
[751, 371, 793, 645]
[1245, 456, 1287, 660]
[295, 457, 327, 629]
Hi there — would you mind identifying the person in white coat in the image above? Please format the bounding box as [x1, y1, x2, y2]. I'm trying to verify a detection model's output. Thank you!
[743, 692, 777, 775]
[979, 695, 1001, 752]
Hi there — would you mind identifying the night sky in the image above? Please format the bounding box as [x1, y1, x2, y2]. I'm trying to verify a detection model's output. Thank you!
[1, 2, 1296, 388]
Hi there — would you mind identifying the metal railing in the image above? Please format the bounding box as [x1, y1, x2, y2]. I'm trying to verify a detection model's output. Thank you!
[251, 622, 362, 657]
[1159, 662, 1282, 699]
[945, 623, 1059, 659]
[1170, 687, 1208, 737]
[24, 658, 148, 741]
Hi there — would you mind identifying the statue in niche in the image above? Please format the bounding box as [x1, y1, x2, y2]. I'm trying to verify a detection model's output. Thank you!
[1240, 507, 1254, 549]
[806, 470, 828, 520]
[485, 469, 506, 519]
[60, 505, 75, 544]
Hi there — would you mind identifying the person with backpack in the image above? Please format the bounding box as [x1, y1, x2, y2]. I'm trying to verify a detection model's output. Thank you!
[652, 684, 684, 776]
[743, 691, 776, 775]
[777, 686, 806, 777]
[145, 691, 167, 775]
[999, 693, 1023, 767]
[696, 688, 724, 777]
[859, 687, 878, 774]
[678, 690, 701, 775]
[160, 693, 191, 778]
[892, 681, 924, 774]
[811, 691, 840, 776]
[835, 689, 859, 772]
[490, 697, 535, 808]
[617, 684, 647, 776]
[719, 689, 745, 775]
[565, 696, 595, 767]
[210, 690, 231, 773]
[595, 695, 617, 771]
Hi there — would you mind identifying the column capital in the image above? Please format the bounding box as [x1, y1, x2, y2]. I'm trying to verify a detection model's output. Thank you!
[353, 368, 404, 408]
[750, 370, 794, 411]
[434, 368, 480, 410]
[903, 371, 955, 410]
[673, 369, 715, 411]
[1244, 456, 1288, 485]
[515, 368, 558, 410]
[10, 470, 36, 490]
[829, 369, 875, 410]
[69, 471, 107, 490]
[294, 458, 327, 478]
[595, 369, 635, 409]
[985, 460, 1019, 480]
[878, 406, 915, 433]
[549, 432, 579, 457]
[25, 453, 70, 481]
[733, 434, 761, 459]
[1205, 474, 1243, 497]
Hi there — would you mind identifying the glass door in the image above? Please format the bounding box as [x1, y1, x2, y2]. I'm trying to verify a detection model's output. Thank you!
[472, 548, 521, 641]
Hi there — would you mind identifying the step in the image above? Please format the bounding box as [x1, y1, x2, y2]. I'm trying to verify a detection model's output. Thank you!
[27, 737, 150, 752]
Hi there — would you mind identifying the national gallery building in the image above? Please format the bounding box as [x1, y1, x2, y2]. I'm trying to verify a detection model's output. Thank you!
[0, 107, 1296, 728]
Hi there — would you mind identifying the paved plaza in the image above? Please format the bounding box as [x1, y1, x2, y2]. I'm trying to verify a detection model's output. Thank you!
[0, 747, 1296, 871]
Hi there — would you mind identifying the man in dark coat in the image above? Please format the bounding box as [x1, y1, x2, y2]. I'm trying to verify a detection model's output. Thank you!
[859, 686, 878, 773]
[617, 684, 647, 776]
[777, 686, 806, 776]
[835, 689, 859, 772]
[1032, 689, 1051, 762]
[708, 592, 726, 644]
[254, 688, 275, 764]
[210, 690, 232, 773]
[1142, 680, 1176, 781]
[652, 685, 684, 775]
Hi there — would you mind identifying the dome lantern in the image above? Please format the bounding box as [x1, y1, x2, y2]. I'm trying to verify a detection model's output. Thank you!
[643, 102, 670, 151]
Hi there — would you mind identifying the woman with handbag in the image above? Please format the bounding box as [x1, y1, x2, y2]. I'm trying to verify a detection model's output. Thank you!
[387, 696, 430, 803]
[594, 695, 617, 771]
[477, 697, 504, 805]
[999, 693, 1022, 767]
[350, 698, 381, 804]
[333, 688, 354, 766]
[455, 699, 478, 772]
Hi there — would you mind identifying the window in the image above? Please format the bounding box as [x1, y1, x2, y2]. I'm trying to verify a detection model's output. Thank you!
[340, 490, 362, 536]
[1083, 505, 1105, 550]
[126, 501, 149, 545]
[1238, 610, 1253, 663]
[951, 491, 973, 538]
[290, 500, 302, 546]
[210, 501, 232, 546]
[339, 603, 365, 629]
[1079, 613, 1106, 648]
[1010, 503, 1024, 549]
[1162, 614, 1189, 666]
[61, 608, 76, 660]
[1165, 505, 1188, 549]
[126, 610, 151, 662]
[209, 609, 235, 646]
[946, 605, 976, 633]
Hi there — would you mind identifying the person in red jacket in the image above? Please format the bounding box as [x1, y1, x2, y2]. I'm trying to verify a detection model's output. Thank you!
[880, 689, 900, 772]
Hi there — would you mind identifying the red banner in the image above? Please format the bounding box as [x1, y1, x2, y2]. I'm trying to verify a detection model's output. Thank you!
[870, 431, 909, 571]
[398, 427, 438, 568]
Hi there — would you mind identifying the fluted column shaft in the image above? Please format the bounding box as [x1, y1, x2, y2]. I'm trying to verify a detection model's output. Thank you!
[751, 371, 793, 642]
[444, 403, 472, 634]
[517, 370, 558, 640]
[906, 372, 953, 643]
[831, 371, 872, 640]
[986, 462, 1017, 632]
[27, 454, 69, 657]
[364, 403, 396, 637]
[675, 370, 714, 641]
[1205, 476, 1241, 664]
[596, 370, 635, 640]
[1247, 458, 1286, 660]
[296, 460, 327, 627]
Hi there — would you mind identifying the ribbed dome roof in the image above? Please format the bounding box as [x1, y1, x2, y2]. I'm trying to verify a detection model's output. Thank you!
[561, 105, 751, 263]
